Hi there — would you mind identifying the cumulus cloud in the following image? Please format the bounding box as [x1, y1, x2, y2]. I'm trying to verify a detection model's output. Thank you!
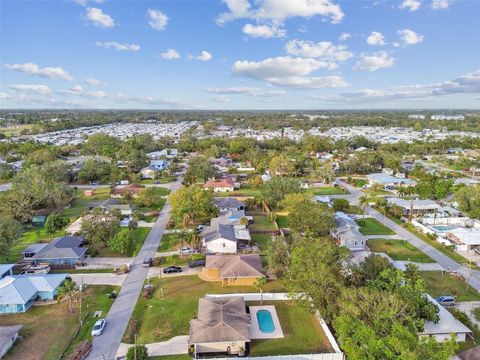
[366, 31, 386, 46]
[232, 56, 349, 88]
[73, 0, 104, 6]
[285, 39, 353, 62]
[353, 51, 395, 71]
[4, 62, 72, 81]
[9, 84, 51, 95]
[398, 29, 424, 45]
[339, 32, 351, 41]
[190, 51, 212, 62]
[0, 92, 10, 100]
[242, 23, 286, 38]
[205, 86, 286, 97]
[158, 49, 181, 60]
[85, 7, 115, 28]
[399, 0, 421, 11]
[431, 0, 451, 10]
[84, 77, 102, 86]
[210, 96, 230, 103]
[217, 0, 344, 25]
[147, 9, 168, 31]
[96, 41, 140, 51]
[59, 85, 84, 95]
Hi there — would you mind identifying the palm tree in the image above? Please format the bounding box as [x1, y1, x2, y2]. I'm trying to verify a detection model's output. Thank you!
[254, 277, 267, 304]
[404, 186, 416, 223]
[240, 217, 249, 227]
[182, 213, 192, 229]
[358, 196, 369, 218]
[57, 278, 77, 313]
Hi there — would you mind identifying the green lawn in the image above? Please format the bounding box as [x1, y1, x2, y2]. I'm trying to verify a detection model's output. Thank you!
[158, 233, 181, 252]
[474, 307, 480, 322]
[141, 177, 176, 184]
[251, 234, 272, 253]
[216, 188, 261, 197]
[305, 187, 348, 195]
[275, 215, 289, 229]
[62, 188, 111, 220]
[248, 301, 333, 356]
[350, 178, 367, 188]
[420, 271, 480, 301]
[1, 285, 117, 360]
[124, 276, 285, 344]
[97, 227, 150, 257]
[367, 239, 434, 263]
[356, 218, 395, 235]
[251, 215, 276, 231]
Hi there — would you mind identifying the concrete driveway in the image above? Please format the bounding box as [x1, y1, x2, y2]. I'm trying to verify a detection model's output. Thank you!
[82, 257, 134, 269]
[70, 273, 126, 286]
[116, 335, 189, 359]
[456, 301, 480, 327]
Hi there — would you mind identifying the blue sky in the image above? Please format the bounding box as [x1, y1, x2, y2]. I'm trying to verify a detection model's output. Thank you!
[1, 0, 479, 109]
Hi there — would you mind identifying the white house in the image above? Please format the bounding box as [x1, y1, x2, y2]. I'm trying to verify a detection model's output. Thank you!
[0, 325, 23, 358]
[202, 223, 238, 254]
[366, 173, 416, 188]
[331, 212, 367, 251]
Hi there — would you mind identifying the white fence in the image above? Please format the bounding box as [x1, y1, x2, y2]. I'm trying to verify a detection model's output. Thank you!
[205, 293, 343, 357]
[420, 217, 478, 228]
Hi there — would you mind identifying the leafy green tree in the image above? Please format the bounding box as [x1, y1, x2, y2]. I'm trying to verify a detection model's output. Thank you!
[82, 133, 119, 158]
[108, 230, 135, 255]
[0, 163, 14, 180]
[182, 156, 217, 185]
[136, 187, 162, 208]
[126, 344, 148, 360]
[269, 154, 295, 176]
[77, 159, 112, 183]
[80, 208, 121, 252]
[45, 213, 68, 234]
[288, 199, 335, 237]
[454, 185, 480, 219]
[168, 186, 218, 226]
[0, 216, 22, 257]
[267, 236, 290, 277]
[332, 198, 350, 212]
[57, 278, 77, 313]
[260, 176, 301, 208]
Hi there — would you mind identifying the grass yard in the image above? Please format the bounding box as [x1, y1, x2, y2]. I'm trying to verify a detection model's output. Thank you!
[420, 271, 480, 301]
[367, 239, 434, 263]
[124, 276, 285, 344]
[141, 176, 176, 184]
[356, 218, 395, 235]
[251, 234, 272, 253]
[251, 215, 276, 231]
[474, 307, 480, 322]
[158, 233, 181, 252]
[216, 188, 262, 197]
[362, 189, 391, 196]
[305, 187, 348, 195]
[248, 301, 333, 356]
[275, 215, 289, 229]
[97, 227, 150, 257]
[350, 178, 367, 188]
[62, 187, 111, 221]
[0, 285, 117, 360]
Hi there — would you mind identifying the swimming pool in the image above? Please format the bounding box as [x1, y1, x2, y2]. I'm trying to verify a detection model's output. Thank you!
[256, 309, 275, 333]
[432, 225, 459, 232]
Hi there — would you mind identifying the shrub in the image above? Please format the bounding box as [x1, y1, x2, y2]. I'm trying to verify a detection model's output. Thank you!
[126, 344, 148, 360]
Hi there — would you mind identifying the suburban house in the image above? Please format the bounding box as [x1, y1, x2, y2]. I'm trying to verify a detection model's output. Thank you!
[150, 159, 169, 170]
[88, 198, 133, 216]
[147, 148, 178, 159]
[140, 166, 159, 179]
[331, 212, 367, 251]
[111, 184, 144, 199]
[21, 236, 87, 266]
[214, 197, 246, 213]
[189, 296, 250, 357]
[201, 223, 239, 254]
[0, 264, 14, 279]
[445, 228, 480, 253]
[0, 273, 68, 313]
[200, 254, 265, 286]
[366, 173, 416, 188]
[210, 211, 252, 242]
[204, 179, 236, 192]
[420, 295, 472, 342]
[0, 325, 23, 358]
[386, 197, 441, 216]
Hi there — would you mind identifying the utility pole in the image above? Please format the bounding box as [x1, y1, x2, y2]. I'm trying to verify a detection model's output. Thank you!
[79, 277, 83, 326]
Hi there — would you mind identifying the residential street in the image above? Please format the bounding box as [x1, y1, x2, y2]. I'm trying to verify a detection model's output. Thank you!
[86, 177, 183, 360]
[338, 180, 480, 292]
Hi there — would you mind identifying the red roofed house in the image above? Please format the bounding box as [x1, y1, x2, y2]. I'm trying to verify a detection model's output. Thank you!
[111, 184, 144, 199]
[203, 179, 235, 193]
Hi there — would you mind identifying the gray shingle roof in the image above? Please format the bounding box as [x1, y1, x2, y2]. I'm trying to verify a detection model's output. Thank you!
[202, 223, 237, 243]
[206, 254, 265, 278]
[33, 236, 87, 260]
[214, 197, 245, 210]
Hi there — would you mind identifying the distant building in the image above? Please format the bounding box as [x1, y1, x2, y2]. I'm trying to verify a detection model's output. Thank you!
[204, 179, 235, 192]
[431, 114, 465, 120]
[408, 114, 425, 120]
[366, 173, 416, 188]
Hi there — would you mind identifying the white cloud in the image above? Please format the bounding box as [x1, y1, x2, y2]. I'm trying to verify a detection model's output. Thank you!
[339, 32, 351, 41]
[147, 9, 168, 31]
[88, 91, 108, 98]
[158, 49, 181, 60]
[73, 0, 104, 6]
[190, 51, 212, 62]
[354, 51, 395, 71]
[0, 92, 10, 100]
[84, 77, 102, 86]
[85, 7, 115, 28]
[399, 0, 421, 11]
[431, 0, 451, 10]
[367, 31, 386, 46]
[210, 96, 230, 103]
[232, 56, 349, 88]
[398, 29, 424, 45]
[285, 39, 353, 62]
[9, 84, 51, 95]
[96, 41, 140, 51]
[205, 86, 286, 97]
[242, 23, 286, 38]
[4, 62, 72, 81]
[60, 85, 84, 95]
[217, 0, 344, 25]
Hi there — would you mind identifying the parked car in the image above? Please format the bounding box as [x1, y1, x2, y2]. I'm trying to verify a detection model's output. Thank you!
[91, 319, 106, 336]
[180, 247, 194, 255]
[163, 266, 183, 274]
[188, 259, 205, 268]
[143, 257, 153, 267]
[436, 296, 456, 307]
[196, 225, 206, 233]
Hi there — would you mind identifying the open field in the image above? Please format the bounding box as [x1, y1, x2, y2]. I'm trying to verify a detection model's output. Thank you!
[0, 285, 117, 360]
[367, 239, 434, 262]
[420, 271, 480, 301]
[123, 276, 285, 344]
[356, 218, 395, 235]
[247, 301, 333, 356]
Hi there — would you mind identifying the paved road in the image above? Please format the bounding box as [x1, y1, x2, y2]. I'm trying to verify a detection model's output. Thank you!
[337, 180, 480, 292]
[87, 177, 183, 360]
